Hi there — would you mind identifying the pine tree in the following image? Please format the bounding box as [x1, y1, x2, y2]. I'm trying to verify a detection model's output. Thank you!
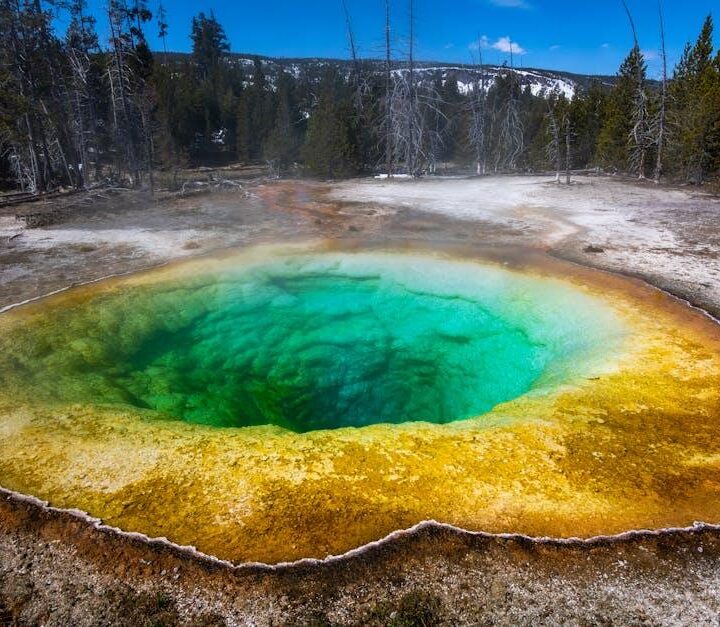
[438, 76, 463, 164]
[237, 58, 274, 162]
[4, 4, 720, 189]
[157, 1, 168, 61]
[191, 11, 230, 81]
[106, 0, 155, 184]
[264, 72, 301, 176]
[669, 15, 720, 183]
[0, 0, 77, 191]
[570, 81, 606, 169]
[596, 47, 645, 172]
[301, 71, 359, 177]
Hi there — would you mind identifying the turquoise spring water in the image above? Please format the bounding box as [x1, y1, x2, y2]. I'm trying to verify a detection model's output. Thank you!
[0, 251, 627, 432]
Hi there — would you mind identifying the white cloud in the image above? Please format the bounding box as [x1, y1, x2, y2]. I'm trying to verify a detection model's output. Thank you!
[470, 35, 526, 56]
[549, 44, 561, 51]
[488, 0, 531, 8]
[642, 49, 658, 61]
[601, 43, 611, 49]
[492, 36, 527, 55]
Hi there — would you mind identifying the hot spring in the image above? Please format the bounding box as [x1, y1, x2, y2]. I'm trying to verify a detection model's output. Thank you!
[2, 243, 720, 564]
[0, 250, 623, 432]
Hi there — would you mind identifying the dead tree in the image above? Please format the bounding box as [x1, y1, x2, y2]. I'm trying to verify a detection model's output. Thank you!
[406, 0, 417, 175]
[66, 0, 101, 188]
[426, 108, 444, 174]
[378, 0, 430, 177]
[157, 1, 169, 63]
[3, 0, 46, 192]
[385, 73, 414, 172]
[107, 3, 140, 184]
[1, 0, 81, 192]
[106, 0, 154, 187]
[546, 95, 563, 183]
[545, 90, 573, 184]
[652, 0, 668, 183]
[382, 70, 444, 175]
[622, 0, 650, 179]
[416, 82, 445, 174]
[341, 0, 372, 110]
[565, 111, 573, 184]
[340, 0, 373, 169]
[468, 48, 488, 175]
[36, 0, 82, 189]
[341, 0, 359, 76]
[496, 43, 524, 171]
[383, 0, 393, 177]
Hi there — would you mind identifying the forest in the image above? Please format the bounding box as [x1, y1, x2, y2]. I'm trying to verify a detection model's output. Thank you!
[1, 0, 719, 192]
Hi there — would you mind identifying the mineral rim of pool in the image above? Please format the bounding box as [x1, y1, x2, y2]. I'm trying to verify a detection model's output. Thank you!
[1, 242, 720, 564]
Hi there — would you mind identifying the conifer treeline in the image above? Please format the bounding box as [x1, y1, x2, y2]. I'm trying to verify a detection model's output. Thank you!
[1, 2, 719, 191]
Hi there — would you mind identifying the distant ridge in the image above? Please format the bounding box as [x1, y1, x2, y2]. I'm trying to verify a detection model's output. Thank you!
[160, 51, 622, 98]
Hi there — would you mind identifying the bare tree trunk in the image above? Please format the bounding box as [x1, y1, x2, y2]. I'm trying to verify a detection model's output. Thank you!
[407, 0, 415, 176]
[67, 1, 100, 189]
[158, 1, 169, 64]
[74, 89, 88, 187]
[108, 5, 139, 185]
[565, 114, 572, 185]
[384, 0, 393, 178]
[40, 100, 75, 188]
[11, 0, 49, 192]
[341, 0, 359, 74]
[40, 129, 54, 189]
[654, 0, 667, 184]
[554, 122, 561, 183]
[471, 49, 487, 176]
[24, 114, 42, 192]
[501, 42, 524, 171]
[479, 54, 486, 175]
[139, 97, 154, 194]
[622, 0, 649, 179]
[621, 1, 639, 56]
[546, 99, 561, 183]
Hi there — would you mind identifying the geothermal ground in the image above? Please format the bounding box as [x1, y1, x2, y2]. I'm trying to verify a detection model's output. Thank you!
[1, 174, 720, 625]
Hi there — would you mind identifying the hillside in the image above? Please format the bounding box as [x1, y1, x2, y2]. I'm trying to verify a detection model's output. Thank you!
[162, 51, 619, 98]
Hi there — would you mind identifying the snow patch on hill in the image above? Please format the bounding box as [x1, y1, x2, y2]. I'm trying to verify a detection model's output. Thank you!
[223, 56, 582, 100]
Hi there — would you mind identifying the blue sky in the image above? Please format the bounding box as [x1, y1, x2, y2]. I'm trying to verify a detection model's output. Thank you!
[77, 0, 718, 76]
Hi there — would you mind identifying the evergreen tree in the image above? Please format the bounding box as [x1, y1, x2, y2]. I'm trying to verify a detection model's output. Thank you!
[301, 71, 359, 177]
[191, 11, 230, 81]
[668, 15, 720, 183]
[436, 76, 464, 166]
[0, 0, 77, 191]
[264, 72, 301, 175]
[596, 47, 645, 172]
[237, 59, 274, 162]
[157, 1, 169, 60]
[3, 5, 720, 190]
[518, 84, 550, 170]
[570, 81, 606, 168]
